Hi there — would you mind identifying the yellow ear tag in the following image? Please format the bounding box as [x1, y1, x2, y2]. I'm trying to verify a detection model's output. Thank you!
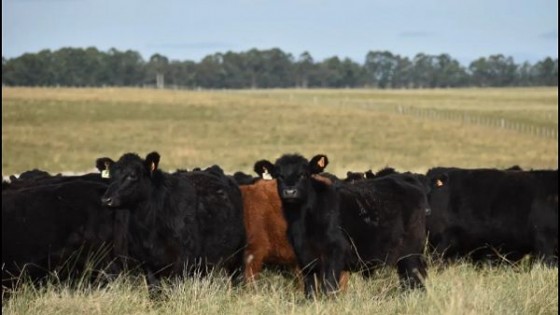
[317, 157, 325, 168]
[435, 179, 444, 187]
[262, 168, 273, 180]
[101, 170, 110, 178]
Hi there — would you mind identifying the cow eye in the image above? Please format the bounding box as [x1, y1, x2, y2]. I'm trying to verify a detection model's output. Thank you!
[299, 174, 306, 180]
[127, 174, 138, 181]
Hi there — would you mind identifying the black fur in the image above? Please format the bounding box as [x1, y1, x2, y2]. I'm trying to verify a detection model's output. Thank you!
[98, 152, 246, 289]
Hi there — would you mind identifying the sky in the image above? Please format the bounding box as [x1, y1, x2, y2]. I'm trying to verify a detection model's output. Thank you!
[2, 0, 558, 65]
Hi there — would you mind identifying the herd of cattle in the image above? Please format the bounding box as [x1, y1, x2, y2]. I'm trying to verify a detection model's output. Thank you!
[2, 152, 558, 298]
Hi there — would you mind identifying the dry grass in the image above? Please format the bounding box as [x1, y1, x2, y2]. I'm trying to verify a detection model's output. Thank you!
[2, 87, 557, 176]
[1, 87, 558, 314]
[3, 262, 557, 315]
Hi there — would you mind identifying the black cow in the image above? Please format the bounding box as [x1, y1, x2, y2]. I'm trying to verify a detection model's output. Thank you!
[426, 167, 558, 265]
[97, 152, 246, 289]
[2, 177, 128, 290]
[9, 169, 52, 183]
[3, 168, 108, 191]
[259, 154, 428, 298]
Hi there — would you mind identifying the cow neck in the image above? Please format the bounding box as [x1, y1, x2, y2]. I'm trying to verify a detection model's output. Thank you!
[281, 184, 319, 221]
[133, 172, 173, 228]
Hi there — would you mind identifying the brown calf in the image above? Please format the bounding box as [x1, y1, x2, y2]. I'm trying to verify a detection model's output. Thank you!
[240, 179, 296, 282]
[240, 178, 349, 291]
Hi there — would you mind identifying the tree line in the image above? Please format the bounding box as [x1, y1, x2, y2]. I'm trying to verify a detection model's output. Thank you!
[2, 47, 557, 88]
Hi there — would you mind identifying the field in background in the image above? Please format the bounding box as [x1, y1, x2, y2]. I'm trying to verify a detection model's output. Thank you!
[1, 87, 557, 177]
[2, 87, 558, 314]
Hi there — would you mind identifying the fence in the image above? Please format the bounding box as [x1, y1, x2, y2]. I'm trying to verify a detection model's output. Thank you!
[394, 105, 558, 140]
[281, 95, 558, 141]
[282, 95, 558, 141]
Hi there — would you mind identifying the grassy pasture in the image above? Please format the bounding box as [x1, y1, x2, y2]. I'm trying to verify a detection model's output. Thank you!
[1, 87, 558, 176]
[1, 87, 558, 314]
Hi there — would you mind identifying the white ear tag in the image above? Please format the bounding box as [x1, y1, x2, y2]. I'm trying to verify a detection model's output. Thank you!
[262, 170, 273, 180]
[101, 170, 110, 178]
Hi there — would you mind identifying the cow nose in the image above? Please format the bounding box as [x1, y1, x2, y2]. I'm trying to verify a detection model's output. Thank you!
[284, 189, 297, 197]
[101, 197, 113, 207]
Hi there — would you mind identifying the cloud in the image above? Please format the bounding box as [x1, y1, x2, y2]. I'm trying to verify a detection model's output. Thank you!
[540, 30, 558, 40]
[398, 31, 434, 38]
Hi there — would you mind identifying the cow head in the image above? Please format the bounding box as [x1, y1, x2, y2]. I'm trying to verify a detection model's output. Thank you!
[261, 154, 329, 203]
[254, 160, 275, 180]
[344, 169, 375, 183]
[425, 172, 450, 217]
[95, 152, 160, 208]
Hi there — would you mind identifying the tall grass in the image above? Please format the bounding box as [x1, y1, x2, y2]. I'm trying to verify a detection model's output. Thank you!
[3, 262, 557, 315]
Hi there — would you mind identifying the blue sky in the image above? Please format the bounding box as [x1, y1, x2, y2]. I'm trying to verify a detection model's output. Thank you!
[2, 0, 557, 65]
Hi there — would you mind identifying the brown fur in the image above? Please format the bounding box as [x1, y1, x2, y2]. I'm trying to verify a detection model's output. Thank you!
[241, 179, 296, 282]
[241, 179, 348, 291]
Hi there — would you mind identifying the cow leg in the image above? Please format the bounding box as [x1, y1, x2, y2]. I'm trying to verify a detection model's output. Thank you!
[243, 251, 265, 284]
[396, 255, 427, 290]
[322, 246, 345, 296]
[433, 230, 463, 263]
[297, 256, 321, 298]
[321, 267, 342, 296]
[303, 270, 321, 299]
[338, 271, 350, 292]
[223, 250, 245, 287]
[145, 268, 162, 299]
[534, 229, 558, 267]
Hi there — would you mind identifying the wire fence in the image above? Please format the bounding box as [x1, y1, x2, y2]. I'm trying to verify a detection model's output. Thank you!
[394, 105, 558, 140]
[283, 95, 558, 141]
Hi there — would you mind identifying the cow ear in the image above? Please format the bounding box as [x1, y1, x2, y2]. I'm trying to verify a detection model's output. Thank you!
[145, 152, 160, 174]
[432, 174, 448, 188]
[254, 160, 275, 179]
[96, 157, 114, 178]
[96, 157, 114, 172]
[309, 154, 329, 174]
[365, 170, 375, 178]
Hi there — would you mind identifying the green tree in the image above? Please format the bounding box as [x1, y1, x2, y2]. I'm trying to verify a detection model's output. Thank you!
[317, 56, 344, 87]
[533, 57, 557, 86]
[340, 58, 366, 87]
[411, 53, 436, 88]
[145, 53, 169, 87]
[259, 48, 294, 88]
[195, 53, 225, 88]
[469, 54, 517, 87]
[515, 61, 535, 86]
[294, 51, 314, 88]
[364, 51, 399, 88]
[391, 56, 413, 88]
[3, 50, 54, 86]
[434, 54, 468, 87]
[167, 60, 197, 88]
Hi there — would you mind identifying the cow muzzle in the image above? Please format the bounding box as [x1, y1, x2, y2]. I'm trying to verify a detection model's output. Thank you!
[281, 188, 301, 201]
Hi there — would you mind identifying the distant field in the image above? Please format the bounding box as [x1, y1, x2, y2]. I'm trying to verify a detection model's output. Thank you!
[2, 87, 558, 314]
[2, 87, 558, 177]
